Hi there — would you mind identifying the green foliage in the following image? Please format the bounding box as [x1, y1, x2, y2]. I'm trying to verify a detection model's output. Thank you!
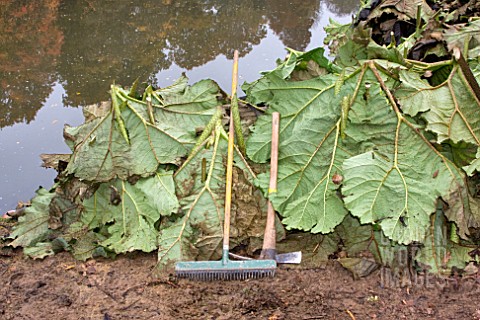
[158, 126, 226, 267]
[245, 66, 349, 234]
[10, 188, 54, 249]
[245, 52, 472, 246]
[65, 77, 220, 182]
[158, 122, 274, 269]
[444, 20, 480, 59]
[397, 65, 480, 146]
[244, 18, 480, 272]
[10, 77, 275, 269]
[416, 209, 476, 274]
[9, 11, 480, 275]
[82, 170, 179, 254]
[10, 78, 226, 263]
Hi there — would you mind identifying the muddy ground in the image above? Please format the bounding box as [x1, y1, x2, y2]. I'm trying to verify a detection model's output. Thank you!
[1, 250, 479, 320]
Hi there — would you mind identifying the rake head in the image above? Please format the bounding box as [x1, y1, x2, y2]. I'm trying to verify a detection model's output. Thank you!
[175, 259, 276, 281]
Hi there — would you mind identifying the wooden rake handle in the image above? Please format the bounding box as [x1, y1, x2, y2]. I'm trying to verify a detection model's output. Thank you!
[260, 112, 280, 260]
[223, 50, 239, 252]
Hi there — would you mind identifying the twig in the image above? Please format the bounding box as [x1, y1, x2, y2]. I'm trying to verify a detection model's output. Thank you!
[346, 309, 356, 320]
[94, 282, 118, 302]
[415, 4, 422, 37]
[0, 261, 9, 276]
[237, 98, 266, 112]
[228, 252, 253, 260]
[121, 284, 144, 298]
[457, 52, 480, 104]
[119, 298, 141, 311]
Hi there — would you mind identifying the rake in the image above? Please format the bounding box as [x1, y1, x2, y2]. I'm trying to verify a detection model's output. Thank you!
[175, 50, 276, 280]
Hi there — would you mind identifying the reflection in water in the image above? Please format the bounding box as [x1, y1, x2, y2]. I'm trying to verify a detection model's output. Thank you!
[165, 1, 267, 67]
[1, 0, 356, 122]
[57, 0, 322, 106]
[56, 0, 172, 107]
[0, 0, 358, 211]
[0, 0, 63, 128]
[325, 0, 359, 16]
[265, 0, 320, 51]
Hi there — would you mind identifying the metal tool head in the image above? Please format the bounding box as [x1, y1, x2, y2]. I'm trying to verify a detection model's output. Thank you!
[275, 251, 302, 264]
[229, 251, 302, 264]
[175, 259, 276, 281]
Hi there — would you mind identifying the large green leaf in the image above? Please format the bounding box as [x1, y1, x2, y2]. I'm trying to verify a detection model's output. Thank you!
[395, 69, 448, 116]
[367, 0, 434, 22]
[246, 52, 427, 236]
[343, 63, 468, 245]
[157, 121, 272, 268]
[150, 77, 223, 150]
[9, 188, 55, 248]
[245, 52, 458, 239]
[444, 20, 480, 59]
[245, 48, 339, 105]
[244, 45, 467, 242]
[416, 210, 475, 274]
[246, 68, 350, 234]
[397, 65, 480, 145]
[324, 18, 351, 57]
[273, 47, 339, 79]
[157, 126, 225, 268]
[396, 63, 480, 181]
[81, 170, 179, 253]
[335, 215, 376, 258]
[156, 77, 222, 110]
[395, 63, 480, 235]
[65, 78, 220, 181]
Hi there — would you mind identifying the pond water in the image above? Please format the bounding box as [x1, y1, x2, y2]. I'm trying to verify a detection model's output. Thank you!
[0, 0, 357, 212]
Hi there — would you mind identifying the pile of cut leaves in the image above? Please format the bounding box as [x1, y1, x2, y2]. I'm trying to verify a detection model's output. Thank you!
[8, 0, 480, 277]
[9, 78, 277, 267]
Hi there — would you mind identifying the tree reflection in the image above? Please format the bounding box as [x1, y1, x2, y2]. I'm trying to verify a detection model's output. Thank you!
[0, 0, 356, 127]
[56, 0, 269, 107]
[0, 0, 62, 128]
[324, 0, 358, 17]
[163, 0, 267, 67]
[265, 0, 321, 51]
[56, 0, 172, 107]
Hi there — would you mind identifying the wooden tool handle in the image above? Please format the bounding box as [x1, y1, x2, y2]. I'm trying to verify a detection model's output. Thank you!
[223, 50, 239, 252]
[260, 112, 280, 260]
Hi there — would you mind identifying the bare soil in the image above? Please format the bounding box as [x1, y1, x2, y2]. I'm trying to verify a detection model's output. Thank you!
[1, 250, 480, 320]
